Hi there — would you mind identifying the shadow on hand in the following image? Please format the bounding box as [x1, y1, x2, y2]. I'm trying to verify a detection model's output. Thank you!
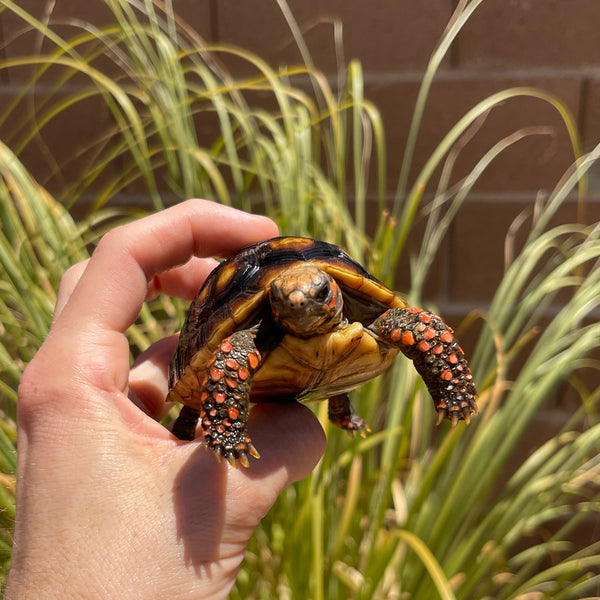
[172, 444, 228, 574]
[172, 401, 325, 574]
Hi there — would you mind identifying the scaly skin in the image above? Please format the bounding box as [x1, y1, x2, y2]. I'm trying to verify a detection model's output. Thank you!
[371, 307, 478, 425]
[327, 393, 371, 437]
[172, 330, 263, 467]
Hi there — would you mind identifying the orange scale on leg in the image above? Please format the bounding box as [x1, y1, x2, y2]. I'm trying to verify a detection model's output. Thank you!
[210, 367, 224, 382]
[390, 328, 402, 342]
[440, 331, 453, 344]
[401, 330, 415, 345]
[247, 352, 260, 370]
[220, 340, 234, 353]
[423, 328, 436, 341]
[440, 369, 453, 381]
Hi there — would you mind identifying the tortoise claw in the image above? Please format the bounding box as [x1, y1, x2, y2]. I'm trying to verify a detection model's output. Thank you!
[436, 408, 446, 426]
[462, 407, 472, 424]
[238, 451, 250, 468]
[209, 442, 259, 468]
[436, 403, 475, 427]
[225, 453, 238, 468]
[247, 442, 260, 460]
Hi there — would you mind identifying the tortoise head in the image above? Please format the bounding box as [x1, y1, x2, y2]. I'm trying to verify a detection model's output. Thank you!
[269, 264, 344, 337]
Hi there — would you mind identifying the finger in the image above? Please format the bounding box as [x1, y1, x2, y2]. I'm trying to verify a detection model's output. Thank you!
[46, 200, 277, 390]
[129, 335, 179, 419]
[56, 255, 218, 323]
[146, 256, 219, 302]
[53, 260, 89, 323]
[58, 199, 278, 336]
[172, 402, 326, 551]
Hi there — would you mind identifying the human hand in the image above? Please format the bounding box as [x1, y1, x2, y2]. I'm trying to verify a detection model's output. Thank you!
[6, 200, 326, 599]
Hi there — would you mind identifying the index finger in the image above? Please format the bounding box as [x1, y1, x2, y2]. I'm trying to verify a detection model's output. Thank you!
[58, 199, 278, 336]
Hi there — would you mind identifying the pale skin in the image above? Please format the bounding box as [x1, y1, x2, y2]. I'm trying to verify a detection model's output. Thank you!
[5, 199, 326, 600]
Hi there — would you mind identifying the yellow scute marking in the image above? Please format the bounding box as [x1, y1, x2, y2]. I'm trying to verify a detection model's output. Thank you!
[215, 261, 237, 291]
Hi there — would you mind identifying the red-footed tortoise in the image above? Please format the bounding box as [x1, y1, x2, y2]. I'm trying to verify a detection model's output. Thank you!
[167, 236, 478, 467]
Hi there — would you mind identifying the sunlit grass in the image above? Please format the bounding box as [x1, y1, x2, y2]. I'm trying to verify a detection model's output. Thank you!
[0, 0, 598, 597]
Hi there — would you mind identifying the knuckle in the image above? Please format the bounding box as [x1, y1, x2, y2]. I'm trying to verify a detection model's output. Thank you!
[18, 357, 51, 415]
[58, 260, 88, 289]
[18, 339, 75, 412]
[93, 225, 128, 255]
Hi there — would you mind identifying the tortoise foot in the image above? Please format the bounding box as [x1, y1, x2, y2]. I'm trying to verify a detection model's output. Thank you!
[328, 393, 371, 438]
[342, 415, 371, 439]
[208, 435, 260, 468]
[435, 401, 479, 427]
[372, 307, 478, 425]
[170, 329, 263, 467]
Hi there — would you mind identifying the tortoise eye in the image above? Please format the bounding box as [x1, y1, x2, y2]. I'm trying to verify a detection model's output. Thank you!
[314, 282, 332, 303]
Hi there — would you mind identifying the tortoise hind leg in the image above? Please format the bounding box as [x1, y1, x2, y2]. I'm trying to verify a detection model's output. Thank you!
[370, 307, 478, 425]
[171, 329, 263, 467]
[327, 393, 371, 438]
[172, 405, 201, 440]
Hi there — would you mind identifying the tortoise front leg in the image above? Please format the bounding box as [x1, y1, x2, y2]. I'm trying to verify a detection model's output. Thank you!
[371, 307, 478, 425]
[171, 329, 263, 467]
[328, 393, 371, 438]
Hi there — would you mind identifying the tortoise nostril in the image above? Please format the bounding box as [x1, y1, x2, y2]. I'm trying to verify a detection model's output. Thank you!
[287, 291, 307, 309]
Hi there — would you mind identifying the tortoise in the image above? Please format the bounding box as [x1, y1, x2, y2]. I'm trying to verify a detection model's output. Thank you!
[167, 236, 478, 467]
